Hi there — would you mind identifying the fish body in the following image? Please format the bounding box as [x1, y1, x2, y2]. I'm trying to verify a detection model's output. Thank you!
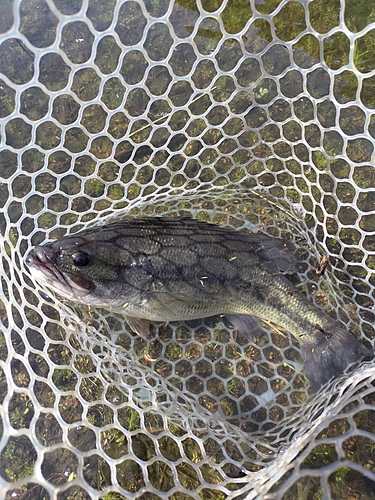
[25, 217, 373, 390]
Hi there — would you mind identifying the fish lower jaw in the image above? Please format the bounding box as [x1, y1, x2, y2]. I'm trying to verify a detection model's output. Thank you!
[30, 269, 90, 302]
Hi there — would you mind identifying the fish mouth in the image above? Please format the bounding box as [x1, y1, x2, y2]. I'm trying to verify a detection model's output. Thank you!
[25, 247, 92, 299]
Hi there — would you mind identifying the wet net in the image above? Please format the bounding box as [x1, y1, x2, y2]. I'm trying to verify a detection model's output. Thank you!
[1, 0, 375, 498]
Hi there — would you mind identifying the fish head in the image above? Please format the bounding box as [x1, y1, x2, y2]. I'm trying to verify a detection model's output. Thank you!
[25, 234, 133, 306]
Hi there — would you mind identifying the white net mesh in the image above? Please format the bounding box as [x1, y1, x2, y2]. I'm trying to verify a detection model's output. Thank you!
[1, 0, 375, 498]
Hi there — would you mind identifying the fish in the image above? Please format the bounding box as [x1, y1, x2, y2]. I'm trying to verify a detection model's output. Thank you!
[25, 217, 373, 391]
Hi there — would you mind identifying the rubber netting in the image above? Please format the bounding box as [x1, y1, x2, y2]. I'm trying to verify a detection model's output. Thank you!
[1, 0, 375, 498]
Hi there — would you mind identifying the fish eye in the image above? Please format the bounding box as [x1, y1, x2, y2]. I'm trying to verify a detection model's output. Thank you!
[72, 252, 90, 267]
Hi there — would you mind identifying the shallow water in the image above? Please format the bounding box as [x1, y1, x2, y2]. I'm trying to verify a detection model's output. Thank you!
[1, 0, 375, 498]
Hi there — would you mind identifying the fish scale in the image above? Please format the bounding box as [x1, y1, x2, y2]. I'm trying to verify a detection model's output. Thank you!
[25, 217, 373, 391]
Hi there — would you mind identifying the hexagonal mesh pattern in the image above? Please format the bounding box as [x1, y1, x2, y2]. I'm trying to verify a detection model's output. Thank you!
[1, 0, 375, 498]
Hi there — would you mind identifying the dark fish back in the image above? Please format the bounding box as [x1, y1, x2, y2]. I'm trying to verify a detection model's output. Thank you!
[86, 217, 298, 275]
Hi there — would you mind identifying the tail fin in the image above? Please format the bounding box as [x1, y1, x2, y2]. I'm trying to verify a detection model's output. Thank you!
[301, 323, 373, 392]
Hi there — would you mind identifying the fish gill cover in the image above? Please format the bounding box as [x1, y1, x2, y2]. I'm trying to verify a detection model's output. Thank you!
[0, 0, 375, 499]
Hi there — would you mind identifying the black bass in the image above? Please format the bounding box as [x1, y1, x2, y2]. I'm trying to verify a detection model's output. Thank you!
[25, 217, 373, 391]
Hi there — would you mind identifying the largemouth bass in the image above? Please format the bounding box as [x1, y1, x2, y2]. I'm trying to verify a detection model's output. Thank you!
[25, 217, 373, 391]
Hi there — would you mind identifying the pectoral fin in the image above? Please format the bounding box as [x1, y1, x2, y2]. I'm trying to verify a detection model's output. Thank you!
[125, 316, 153, 339]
